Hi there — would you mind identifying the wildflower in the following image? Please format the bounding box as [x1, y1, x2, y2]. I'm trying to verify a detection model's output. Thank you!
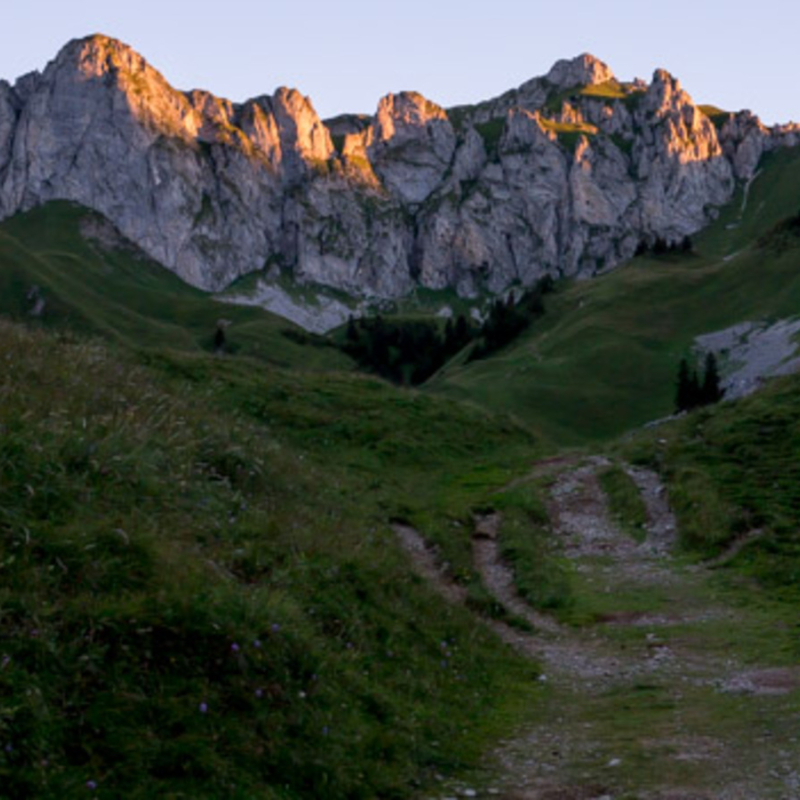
[199, 702, 208, 714]
[254, 688, 264, 698]
[231, 643, 240, 653]
[271, 623, 280, 633]
[253, 639, 262, 649]
[322, 726, 330, 736]
[86, 780, 98, 790]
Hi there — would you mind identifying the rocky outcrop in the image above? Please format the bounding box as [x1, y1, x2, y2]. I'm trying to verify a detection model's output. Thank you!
[0, 35, 796, 299]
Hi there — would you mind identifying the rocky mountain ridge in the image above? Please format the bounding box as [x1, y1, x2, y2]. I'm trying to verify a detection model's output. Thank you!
[0, 35, 797, 299]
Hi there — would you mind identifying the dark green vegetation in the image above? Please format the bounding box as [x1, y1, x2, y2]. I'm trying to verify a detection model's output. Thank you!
[336, 277, 552, 385]
[467, 278, 553, 362]
[675, 352, 723, 413]
[430, 145, 800, 445]
[339, 313, 473, 385]
[0, 319, 544, 798]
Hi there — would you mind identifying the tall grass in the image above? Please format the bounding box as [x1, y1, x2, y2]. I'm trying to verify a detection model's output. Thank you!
[0, 321, 539, 798]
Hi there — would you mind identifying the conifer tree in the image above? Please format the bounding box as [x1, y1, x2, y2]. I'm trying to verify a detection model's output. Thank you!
[700, 352, 723, 404]
[345, 315, 358, 342]
[676, 358, 699, 412]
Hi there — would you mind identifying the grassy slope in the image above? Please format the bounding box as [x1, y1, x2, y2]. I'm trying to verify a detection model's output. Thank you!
[428, 146, 800, 446]
[620, 368, 800, 585]
[0, 202, 552, 797]
[0, 320, 543, 799]
[0, 202, 352, 372]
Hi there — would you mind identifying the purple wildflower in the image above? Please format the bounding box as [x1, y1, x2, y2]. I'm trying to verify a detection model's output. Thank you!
[86, 780, 98, 790]
[271, 623, 281, 633]
[253, 639, 262, 649]
[254, 688, 264, 698]
[199, 702, 208, 714]
[231, 643, 240, 653]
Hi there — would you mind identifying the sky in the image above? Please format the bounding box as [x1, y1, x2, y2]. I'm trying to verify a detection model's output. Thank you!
[1, 0, 797, 125]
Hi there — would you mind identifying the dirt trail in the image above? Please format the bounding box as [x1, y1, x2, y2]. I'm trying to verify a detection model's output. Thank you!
[397, 457, 800, 800]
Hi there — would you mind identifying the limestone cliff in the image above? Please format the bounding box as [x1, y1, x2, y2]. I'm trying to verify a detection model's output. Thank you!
[0, 35, 796, 298]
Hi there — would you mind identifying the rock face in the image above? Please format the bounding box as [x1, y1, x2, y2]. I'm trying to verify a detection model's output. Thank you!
[0, 35, 797, 298]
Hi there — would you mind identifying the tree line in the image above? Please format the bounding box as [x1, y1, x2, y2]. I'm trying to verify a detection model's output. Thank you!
[675, 352, 723, 412]
[342, 313, 473, 385]
[635, 236, 694, 257]
[340, 276, 555, 385]
[467, 277, 554, 362]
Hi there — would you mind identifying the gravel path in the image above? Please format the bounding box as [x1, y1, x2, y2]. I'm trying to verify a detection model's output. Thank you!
[398, 457, 800, 800]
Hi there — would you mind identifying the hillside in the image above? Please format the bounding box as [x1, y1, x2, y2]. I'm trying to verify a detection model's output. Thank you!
[0, 316, 551, 798]
[0, 201, 352, 371]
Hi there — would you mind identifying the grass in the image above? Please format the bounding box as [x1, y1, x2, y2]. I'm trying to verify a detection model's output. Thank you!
[544, 80, 642, 114]
[493, 483, 575, 615]
[618, 368, 800, 589]
[598, 465, 648, 543]
[0, 318, 548, 798]
[474, 118, 506, 157]
[428, 145, 800, 446]
[698, 104, 730, 129]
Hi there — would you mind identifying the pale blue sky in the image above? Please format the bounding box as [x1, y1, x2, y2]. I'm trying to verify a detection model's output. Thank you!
[2, 1, 797, 124]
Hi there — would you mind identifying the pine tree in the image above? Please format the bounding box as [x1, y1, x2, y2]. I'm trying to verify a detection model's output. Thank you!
[454, 314, 470, 347]
[700, 352, 723, 405]
[676, 358, 700, 412]
[214, 325, 226, 352]
[345, 315, 358, 342]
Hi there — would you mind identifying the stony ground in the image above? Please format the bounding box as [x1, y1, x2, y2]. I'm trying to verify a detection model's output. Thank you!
[396, 457, 800, 800]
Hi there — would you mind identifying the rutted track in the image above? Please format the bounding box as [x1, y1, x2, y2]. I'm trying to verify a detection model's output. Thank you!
[397, 457, 800, 800]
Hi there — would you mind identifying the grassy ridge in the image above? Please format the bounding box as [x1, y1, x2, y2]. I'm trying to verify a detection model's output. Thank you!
[0, 321, 543, 798]
[0, 202, 352, 372]
[429, 146, 800, 445]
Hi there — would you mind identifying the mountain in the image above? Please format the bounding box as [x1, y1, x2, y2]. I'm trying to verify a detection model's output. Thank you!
[0, 35, 798, 302]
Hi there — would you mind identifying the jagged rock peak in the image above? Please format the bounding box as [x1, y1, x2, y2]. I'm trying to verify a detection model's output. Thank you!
[51, 33, 154, 81]
[546, 53, 615, 89]
[374, 92, 447, 137]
